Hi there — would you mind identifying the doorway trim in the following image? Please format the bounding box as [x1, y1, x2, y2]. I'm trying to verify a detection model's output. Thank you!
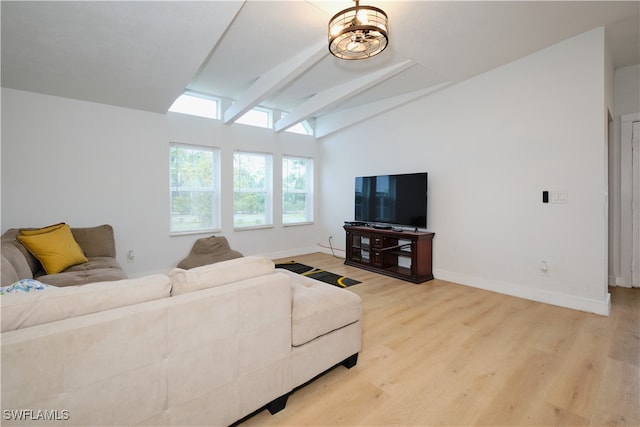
[620, 113, 639, 288]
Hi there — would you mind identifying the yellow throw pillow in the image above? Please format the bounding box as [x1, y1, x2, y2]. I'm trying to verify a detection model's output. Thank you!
[17, 224, 88, 274]
[19, 222, 66, 236]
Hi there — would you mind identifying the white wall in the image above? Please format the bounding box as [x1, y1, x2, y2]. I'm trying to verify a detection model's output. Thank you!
[1, 89, 319, 276]
[319, 28, 611, 314]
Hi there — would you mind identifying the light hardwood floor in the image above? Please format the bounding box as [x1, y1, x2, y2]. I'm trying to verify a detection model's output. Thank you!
[241, 253, 639, 427]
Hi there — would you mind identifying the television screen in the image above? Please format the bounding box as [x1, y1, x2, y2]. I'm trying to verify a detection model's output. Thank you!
[355, 172, 428, 228]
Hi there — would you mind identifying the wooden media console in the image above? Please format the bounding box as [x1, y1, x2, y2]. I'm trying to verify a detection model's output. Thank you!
[343, 225, 434, 283]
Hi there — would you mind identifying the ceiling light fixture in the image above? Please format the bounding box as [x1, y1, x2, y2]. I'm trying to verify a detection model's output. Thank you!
[328, 0, 389, 60]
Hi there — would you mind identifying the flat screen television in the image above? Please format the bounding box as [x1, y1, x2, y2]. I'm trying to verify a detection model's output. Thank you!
[354, 172, 428, 229]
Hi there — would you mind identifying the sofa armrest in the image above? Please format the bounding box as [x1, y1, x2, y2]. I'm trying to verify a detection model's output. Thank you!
[1, 242, 34, 286]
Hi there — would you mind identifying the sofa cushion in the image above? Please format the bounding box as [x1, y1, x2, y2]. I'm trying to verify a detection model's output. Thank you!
[2, 229, 41, 277]
[0, 274, 171, 332]
[278, 269, 362, 347]
[36, 257, 128, 287]
[291, 284, 361, 347]
[71, 224, 117, 258]
[1, 241, 34, 286]
[1, 254, 19, 286]
[169, 256, 275, 296]
[17, 224, 88, 274]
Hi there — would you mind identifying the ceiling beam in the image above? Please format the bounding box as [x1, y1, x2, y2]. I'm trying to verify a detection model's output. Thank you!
[314, 82, 453, 138]
[223, 41, 327, 124]
[274, 60, 414, 132]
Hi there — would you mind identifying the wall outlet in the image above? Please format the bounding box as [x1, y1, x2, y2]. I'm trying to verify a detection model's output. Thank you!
[540, 260, 549, 276]
[127, 250, 136, 263]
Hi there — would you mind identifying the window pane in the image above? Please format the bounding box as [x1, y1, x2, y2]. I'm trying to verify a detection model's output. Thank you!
[168, 94, 218, 119]
[234, 151, 273, 228]
[285, 121, 312, 136]
[236, 108, 271, 128]
[170, 143, 220, 233]
[283, 156, 313, 224]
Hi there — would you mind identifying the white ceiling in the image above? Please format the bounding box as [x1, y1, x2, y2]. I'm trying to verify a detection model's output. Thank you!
[2, 1, 639, 137]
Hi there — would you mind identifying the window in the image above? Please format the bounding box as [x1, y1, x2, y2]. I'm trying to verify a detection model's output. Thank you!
[283, 156, 314, 225]
[170, 143, 220, 234]
[233, 151, 273, 228]
[168, 93, 219, 119]
[236, 107, 271, 129]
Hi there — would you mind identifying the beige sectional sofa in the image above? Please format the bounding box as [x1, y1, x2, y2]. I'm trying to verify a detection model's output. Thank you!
[1, 255, 362, 426]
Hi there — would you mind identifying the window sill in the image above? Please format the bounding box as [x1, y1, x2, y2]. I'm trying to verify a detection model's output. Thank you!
[233, 225, 274, 232]
[170, 229, 221, 237]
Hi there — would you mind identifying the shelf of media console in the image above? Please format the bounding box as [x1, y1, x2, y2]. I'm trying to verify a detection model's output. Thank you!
[344, 225, 434, 283]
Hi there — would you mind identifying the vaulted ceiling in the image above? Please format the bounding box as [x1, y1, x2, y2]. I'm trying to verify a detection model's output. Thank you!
[2, 1, 639, 138]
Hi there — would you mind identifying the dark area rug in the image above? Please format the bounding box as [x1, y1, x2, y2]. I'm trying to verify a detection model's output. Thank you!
[275, 261, 361, 288]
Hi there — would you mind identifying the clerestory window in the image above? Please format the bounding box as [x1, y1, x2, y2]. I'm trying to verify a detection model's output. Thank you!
[168, 93, 219, 119]
[236, 108, 271, 129]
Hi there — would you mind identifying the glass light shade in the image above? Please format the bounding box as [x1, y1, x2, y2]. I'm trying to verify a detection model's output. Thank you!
[328, 3, 388, 60]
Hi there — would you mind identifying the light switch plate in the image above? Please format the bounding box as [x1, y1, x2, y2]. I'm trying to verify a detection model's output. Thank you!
[550, 191, 568, 203]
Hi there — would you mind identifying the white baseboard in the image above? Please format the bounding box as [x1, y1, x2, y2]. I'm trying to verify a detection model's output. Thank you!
[261, 250, 612, 316]
[433, 268, 611, 316]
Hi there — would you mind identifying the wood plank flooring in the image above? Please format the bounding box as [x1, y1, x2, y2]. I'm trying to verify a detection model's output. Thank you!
[241, 253, 639, 426]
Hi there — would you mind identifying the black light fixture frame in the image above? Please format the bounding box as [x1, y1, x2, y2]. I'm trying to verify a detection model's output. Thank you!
[328, 0, 389, 60]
